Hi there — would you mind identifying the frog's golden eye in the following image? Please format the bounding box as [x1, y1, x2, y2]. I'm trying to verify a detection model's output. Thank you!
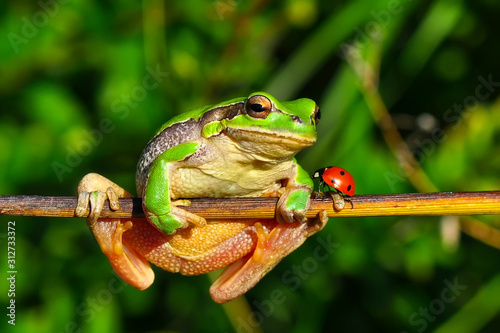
[245, 95, 272, 119]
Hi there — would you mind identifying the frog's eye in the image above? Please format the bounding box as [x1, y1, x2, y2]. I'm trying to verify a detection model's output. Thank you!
[245, 95, 272, 119]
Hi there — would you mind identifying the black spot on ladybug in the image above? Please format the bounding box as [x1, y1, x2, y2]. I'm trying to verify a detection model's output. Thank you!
[347, 185, 352, 192]
[340, 170, 345, 176]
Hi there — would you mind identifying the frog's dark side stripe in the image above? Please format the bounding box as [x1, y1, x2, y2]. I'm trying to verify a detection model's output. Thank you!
[136, 102, 243, 193]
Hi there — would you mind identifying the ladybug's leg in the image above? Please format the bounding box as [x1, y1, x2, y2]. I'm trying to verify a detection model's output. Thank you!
[344, 195, 354, 209]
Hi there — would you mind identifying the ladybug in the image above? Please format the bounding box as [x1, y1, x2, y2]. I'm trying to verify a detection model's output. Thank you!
[312, 166, 355, 209]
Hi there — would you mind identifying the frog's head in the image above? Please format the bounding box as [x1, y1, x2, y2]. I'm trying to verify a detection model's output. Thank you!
[204, 92, 321, 157]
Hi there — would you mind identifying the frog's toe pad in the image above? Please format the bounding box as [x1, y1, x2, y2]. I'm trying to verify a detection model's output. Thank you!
[330, 193, 346, 212]
[75, 191, 91, 217]
[276, 205, 308, 224]
[170, 204, 207, 228]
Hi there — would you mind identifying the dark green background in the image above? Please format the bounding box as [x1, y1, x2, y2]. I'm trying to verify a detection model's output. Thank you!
[1, 0, 500, 332]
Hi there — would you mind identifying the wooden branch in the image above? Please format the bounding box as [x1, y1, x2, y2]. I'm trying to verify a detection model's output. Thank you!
[1, 191, 500, 219]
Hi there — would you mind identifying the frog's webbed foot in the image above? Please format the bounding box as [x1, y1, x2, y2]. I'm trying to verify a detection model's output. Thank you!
[209, 211, 328, 303]
[76, 173, 154, 290]
[276, 186, 311, 223]
[89, 218, 154, 290]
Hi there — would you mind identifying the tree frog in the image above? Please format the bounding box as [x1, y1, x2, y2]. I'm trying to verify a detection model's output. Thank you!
[76, 92, 327, 303]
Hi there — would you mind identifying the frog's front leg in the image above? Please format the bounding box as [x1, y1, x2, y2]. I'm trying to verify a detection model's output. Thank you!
[76, 173, 155, 289]
[276, 159, 314, 223]
[143, 142, 207, 235]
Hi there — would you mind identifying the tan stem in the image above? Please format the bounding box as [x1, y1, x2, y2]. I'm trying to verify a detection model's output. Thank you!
[1, 192, 499, 219]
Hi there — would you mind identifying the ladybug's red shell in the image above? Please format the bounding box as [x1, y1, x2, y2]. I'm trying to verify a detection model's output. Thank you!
[322, 166, 355, 196]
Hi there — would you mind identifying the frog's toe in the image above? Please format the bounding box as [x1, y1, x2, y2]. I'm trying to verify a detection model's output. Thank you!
[146, 206, 206, 235]
[276, 197, 294, 223]
[277, 208, 308, 224]
[75, 191, 91, 217]
[276, 206, 293, 223]
[76, 189, 123, 233]
[171, 201, 207, 228]
[292, 208, 308, 223]
[106, 187, 121, 211]
[76, 173, 125, 223]
[276, 200, 309, 223]
[330, 193, 345, 212]
[312, 210, 329, 232]
[76, 190, 108, 226]
[276, 188, 311, 223]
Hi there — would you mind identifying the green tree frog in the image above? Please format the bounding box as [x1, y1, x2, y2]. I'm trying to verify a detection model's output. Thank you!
[76, 92, 327, 303]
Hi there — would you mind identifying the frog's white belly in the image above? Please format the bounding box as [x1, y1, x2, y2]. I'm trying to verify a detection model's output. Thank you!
[169, 159, 292, 199]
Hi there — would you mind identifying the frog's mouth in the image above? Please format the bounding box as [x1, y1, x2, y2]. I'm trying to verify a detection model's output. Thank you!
[224, 127, 316, 152]
[209, 215, 327, 304]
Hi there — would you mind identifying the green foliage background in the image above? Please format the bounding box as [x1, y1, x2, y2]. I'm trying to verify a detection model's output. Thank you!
[1, 0, 500, 332]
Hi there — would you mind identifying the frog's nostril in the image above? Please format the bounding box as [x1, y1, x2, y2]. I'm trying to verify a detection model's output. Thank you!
[314, 106, 321, 125]
[290, 114, 302, 123]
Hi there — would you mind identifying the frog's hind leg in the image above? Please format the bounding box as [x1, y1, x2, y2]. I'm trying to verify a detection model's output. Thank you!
[209, 211, 328, 303]
[90, 218, 155, 290]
